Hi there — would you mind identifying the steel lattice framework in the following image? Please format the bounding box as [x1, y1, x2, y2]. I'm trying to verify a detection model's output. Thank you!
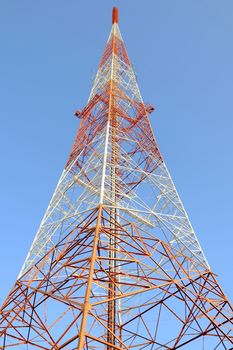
[1, 7, 233, 350]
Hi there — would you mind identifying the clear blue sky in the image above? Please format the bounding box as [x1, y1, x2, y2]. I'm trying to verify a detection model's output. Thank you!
[1, 0, 233, 307]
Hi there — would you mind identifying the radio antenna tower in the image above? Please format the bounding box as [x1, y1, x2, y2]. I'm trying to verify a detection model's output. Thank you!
[1, 7, 233, 349]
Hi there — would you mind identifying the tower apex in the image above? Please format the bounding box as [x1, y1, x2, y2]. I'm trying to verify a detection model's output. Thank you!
[112, 7, 118, 24]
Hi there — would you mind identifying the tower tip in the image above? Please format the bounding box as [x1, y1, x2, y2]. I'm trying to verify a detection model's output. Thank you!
[112, 7, 119, 24]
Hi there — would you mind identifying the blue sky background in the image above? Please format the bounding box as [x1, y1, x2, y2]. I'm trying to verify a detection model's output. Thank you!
[0, 0, 233, 308]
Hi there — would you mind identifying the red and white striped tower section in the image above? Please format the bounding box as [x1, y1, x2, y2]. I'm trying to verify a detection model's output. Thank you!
[0, 7, 233, 349]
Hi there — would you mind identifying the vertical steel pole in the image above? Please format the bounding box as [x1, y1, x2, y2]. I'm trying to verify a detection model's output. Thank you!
[77, 206, 103, 350]
[107, 8, 118, 349]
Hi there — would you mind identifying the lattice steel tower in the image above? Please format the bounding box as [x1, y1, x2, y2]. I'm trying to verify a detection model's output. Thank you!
[1, 7, 233, 349]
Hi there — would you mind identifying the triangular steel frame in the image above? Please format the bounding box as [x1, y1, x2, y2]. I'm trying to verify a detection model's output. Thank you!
[0, 7, 233, 350]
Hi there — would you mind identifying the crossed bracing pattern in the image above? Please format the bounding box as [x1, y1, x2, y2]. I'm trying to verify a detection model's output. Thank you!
[1, 209, 233, 349]
[1, 7, 233, 349]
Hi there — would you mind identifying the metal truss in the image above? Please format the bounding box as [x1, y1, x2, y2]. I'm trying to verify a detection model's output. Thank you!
[0, 7, 233, 350]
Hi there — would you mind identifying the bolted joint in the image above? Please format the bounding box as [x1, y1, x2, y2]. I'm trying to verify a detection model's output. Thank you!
[81, 301, 92, 311]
